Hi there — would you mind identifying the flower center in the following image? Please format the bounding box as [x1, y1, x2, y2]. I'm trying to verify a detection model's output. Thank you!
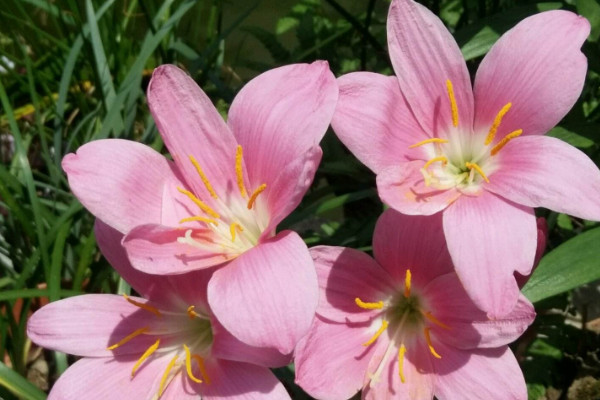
[409, 79, 523, 192]
[106, 295, 213, 398]
[176, 145, 267, 254]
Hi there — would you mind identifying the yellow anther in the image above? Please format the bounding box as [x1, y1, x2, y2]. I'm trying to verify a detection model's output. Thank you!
[106, 326, 149, 350]
[485, 102, 512, 145]
[131, 339, 160, 377]
[422, 311, 451, 330]
[189, 155, 218, 199]
[355, 297, 384, 310]
[184, 344, 204, 383]
[235, 145, 248, 198]
[423, 156, 448, 170]
[465, 162, 490, 183]
[362, 320, 389, 347]
[490, 129, 523, 156]
[446, 79, 459, 127]
[229, 222, 244, 242]
[158, 354, 179, 397]
[177, 187, 220, 219]
[403, 269, 412, 298]
[409, 138, 449, 149]
[187, 305, 201, 319]
[123, 294, 162, 317]
[194, 354, 211, 384]
[247, 184, 267, 209]
[398, 344, 407, 383]
[424, 327, 442, 359]
[179, 216, 218, 226]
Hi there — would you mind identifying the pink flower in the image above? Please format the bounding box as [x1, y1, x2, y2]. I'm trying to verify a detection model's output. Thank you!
[62, 63, 338, 353]
[331, 0, 599, 317]
[294, 210, 535, 400]
[27, 221, 292, 400]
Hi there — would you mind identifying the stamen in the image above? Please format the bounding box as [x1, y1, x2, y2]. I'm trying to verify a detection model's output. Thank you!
[247, 184, 267, 209]
[409, 138, 449, 149]
[235, 145, 248, 198]
[123, 294, 162, 317]
[107, 326, 149, 350]
[355, 297, 384, 310]
[158, 355, 179, 397]
[189, 155, 218, 199]
[490, 129, 523, 156]
[445, 79, 459, 127]
[422, 311, 451, 330]
[179, 216, 218, 226]
[398, 344, 407, 383]
[423, 156, 448, 170]
[177, 187, 220, 219]
[419, 168, 433, 187]
[403, 269, 412, 298]
[184, 344, 204, 383]
[423, 327, 442, 359]
[485, 102, 512, 145]
[131, 339, 160, 377]
[465, 162, 489, 183]
[187, 305, 201, 320]
[229, 222, 244, 242]
[362, 320, 389, 347]
[193, 354, 210, 384]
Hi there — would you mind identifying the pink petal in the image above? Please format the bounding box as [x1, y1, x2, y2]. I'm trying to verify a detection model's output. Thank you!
[123, 224, 230, 275]
[433, 344, 526, 400]
[62, 139, 177, 234]
[309, 246, 395, 324]
[294, 317, 382, 400]
[425, 273, 535, 349]
[373, 209, 453, 288]
[443, 192, 537, 318]
[516, 217, 548, 288]
[331, 72, 429, 173]
[387, 0, 474, 136]
[228, 62, 337, 191]
[207, 231, 318, 354]
[27, 294, 156, 357]
[473, 10, 590, 139]
[486, 136, 600, 221]
[377, 162, 461, 216]
[147, 65, 238, 202]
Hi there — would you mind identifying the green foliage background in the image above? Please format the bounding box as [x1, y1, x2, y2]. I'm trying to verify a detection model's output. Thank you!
[0, 0, 600, 398]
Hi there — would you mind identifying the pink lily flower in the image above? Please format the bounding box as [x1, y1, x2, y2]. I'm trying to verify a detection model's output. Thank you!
[295, 210, 535, 399]
[28, 221, 292, 400]
[62, 63, 338, 353]
[331, 0, 600, 317]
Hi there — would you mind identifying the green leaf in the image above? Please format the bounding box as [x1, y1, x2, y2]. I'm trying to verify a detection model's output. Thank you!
[0, 361, 46, 400]
[547, 126, 595, 149]
[577, 0, 600, 41]
[522, 227, 600, 303]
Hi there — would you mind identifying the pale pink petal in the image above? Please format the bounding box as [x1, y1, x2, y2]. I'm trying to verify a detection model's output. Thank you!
[425, 273, 535, 349]
[486, 136, 600, 221]
[331, 72, 429, 173]
[373, 209, 453, 288]
[27, 294, 157, 357]
[147, 65, 238, 201]
[433, 344, 526, 400]
[294, 317, 381, 400]
[516, 217, 548, 288]
[123, 224, 230, 275]
[443, 192, 537, 318]
[377, 162, 461, 216]
[309, 246, 395, 324]
[387, 0, 474, 136]
[228, 62, 337, 191]
[473, 10, 590, 139]
[62, 139, 177, 234]
[207, 231, 318, 354]
[48, 356, 170, 400]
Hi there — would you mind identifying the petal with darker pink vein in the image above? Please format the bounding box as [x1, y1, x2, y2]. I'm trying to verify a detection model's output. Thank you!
[473, 10, 590, 140]
[387, 0, 474, 137]
[443, 192, 536, 318]
[62, 139, 176, 234]
[486, 135, 600, 221]
[377, 161, 461, 216]
[123, 224, 229, 275]
[331, 72, 428, 173]
[207, 231, 318, 354]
